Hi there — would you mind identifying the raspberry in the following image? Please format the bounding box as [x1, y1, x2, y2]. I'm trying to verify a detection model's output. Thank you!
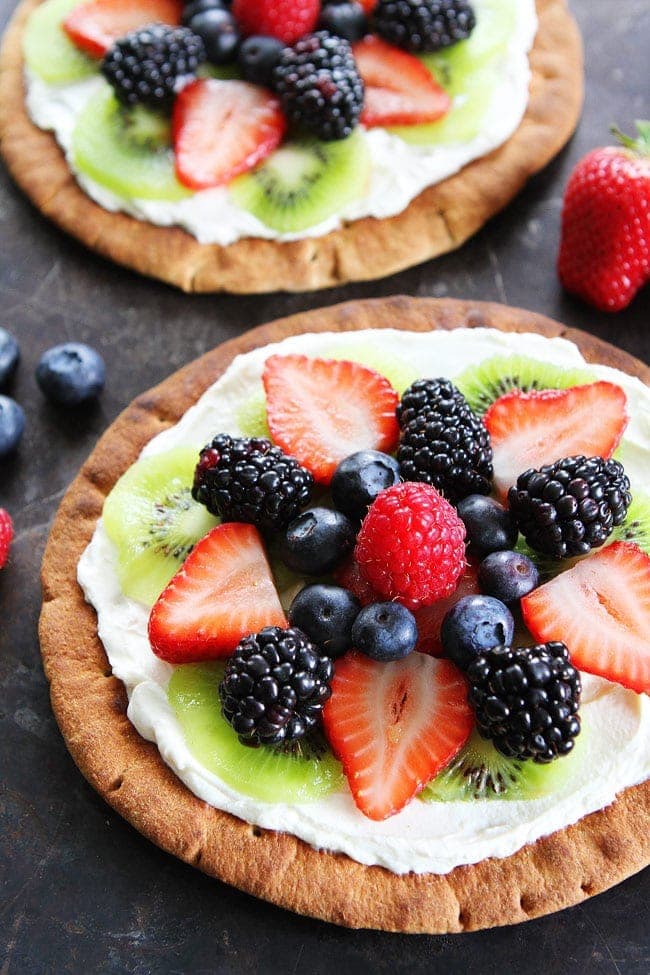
[232, 0, 320, 45]
[0, 508, 13, 569]
[354, 482, 466, 610]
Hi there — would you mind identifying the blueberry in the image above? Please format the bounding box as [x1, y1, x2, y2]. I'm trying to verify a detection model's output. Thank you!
[238, 35, 285, 86]
[0, 328, 20, 387]
[440, 595, 514, 671]
[0, 395, 25, 457]
[36, 343, 105, 406]
[319, 2, 368, 42]
[190, 8, 240, 64]
[456, 494, 518, 556]
[478, 550, 540, 605]
[289, 584, 360, 658]
[182, 0, 228, 27]
[331, 450, 401, 521]
[279, 507, 355, 575]
[352, 602, 418, 662]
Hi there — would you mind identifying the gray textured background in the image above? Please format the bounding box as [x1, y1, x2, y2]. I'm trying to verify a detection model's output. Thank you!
[1, 0, 648, 971]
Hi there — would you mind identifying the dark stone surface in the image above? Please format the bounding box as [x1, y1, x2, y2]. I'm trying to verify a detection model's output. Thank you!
[0, 0, 648, 970]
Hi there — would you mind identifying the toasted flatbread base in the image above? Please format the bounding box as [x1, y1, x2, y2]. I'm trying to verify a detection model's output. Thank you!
[39, 297, 649, 933]
[0, 0, 583, 293]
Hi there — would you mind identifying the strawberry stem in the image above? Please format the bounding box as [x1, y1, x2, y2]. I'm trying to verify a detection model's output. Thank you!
[611, 120, 650, 156]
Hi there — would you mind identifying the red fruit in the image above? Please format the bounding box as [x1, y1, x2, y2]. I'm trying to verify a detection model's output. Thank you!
[558, 122, 650, 313]
[353, 36, 450, 127]
[522, 542, 650, 695]
[323, 652, 473, 820]
[414, 560, 479, 656]
[232, 0, 319, 44]
[262, 355, 400, 485]
[484, 381, 628, 499]
[355, 482, 466, 611]
[333, 557, 380, 607]
[148, 522, 286, 664]
[173, 79, 286, 191]
[0, 509, 13, 569]
[64, 0, 182, 58]
[358, 0, 377, 11]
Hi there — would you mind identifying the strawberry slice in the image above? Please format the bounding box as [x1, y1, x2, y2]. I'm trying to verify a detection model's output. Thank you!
[484, 382, 628, 499]
[64, 0, 182, 59]
[323, 652, 473, 820]
[173, 79, 286, 190]
[148, 522, 286, 664]
[522, 542, 650, 695]
[263, 355, 400, 485]
[414, 560, 479, 655]
[353, 36, 450, 127]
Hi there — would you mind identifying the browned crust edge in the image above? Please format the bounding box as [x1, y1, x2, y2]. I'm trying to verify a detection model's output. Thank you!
[0, 0, 583, 293]
[39, 296, 649, 933]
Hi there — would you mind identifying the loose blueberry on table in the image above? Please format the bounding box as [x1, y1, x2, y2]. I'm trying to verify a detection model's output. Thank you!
[101, 346, 650, 822]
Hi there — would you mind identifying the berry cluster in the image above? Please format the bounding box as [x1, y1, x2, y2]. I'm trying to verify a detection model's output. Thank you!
[88, 0, 475, 146]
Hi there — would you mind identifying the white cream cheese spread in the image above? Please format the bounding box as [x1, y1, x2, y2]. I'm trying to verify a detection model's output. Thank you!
[25, 0, 537, 245]
[78, 327, 650, 875]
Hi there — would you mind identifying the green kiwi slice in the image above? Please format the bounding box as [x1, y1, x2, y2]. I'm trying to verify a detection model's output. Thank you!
[24, 0, 96, 85]
[168, 663, 344, 802]
[236, 388, 271, 439]
[421, 727, 582, 802]
[103, 447, 218, 606]
[609, 492, 650, 555]
[420, 0, 518, 79]
[454, 354, 596, 415]
[229, 131, 371, 234]
[72, 86, 191, 201]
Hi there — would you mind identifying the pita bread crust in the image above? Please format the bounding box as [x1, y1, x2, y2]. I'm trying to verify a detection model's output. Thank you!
[0, 0, 583, 292]
[39, 297, 649, 933]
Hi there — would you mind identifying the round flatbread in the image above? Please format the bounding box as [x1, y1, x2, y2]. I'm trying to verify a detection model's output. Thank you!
[0, 0, 583, 293]
[39, 296, 649, 933]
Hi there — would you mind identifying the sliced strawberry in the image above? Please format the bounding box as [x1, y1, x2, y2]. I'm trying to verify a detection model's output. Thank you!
[64, 0, 182, 58]
[414, 560, 479, 655]
[353, 36, 450, 127]
[148, 522, 286, 664]
[484, 382, 628, 499]
[323, 652, 473, 820]
[333, 557, 381, 607]
[521, 542, 650, 694]
[263, 355, 400, 485]
[173, 79, 286, 191]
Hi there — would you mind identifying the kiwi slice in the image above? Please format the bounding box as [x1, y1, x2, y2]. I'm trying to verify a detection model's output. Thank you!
[72, 86, 191, 201]
[421, 727, 582, 802]
[610, 492, 650, 555]
[24, 0, 96, 85]
[454, 355, 596, 415]
[229, 131, 371, 234]
[236, 389, 271, 439]
[168, 663, 344, 802]
[103, 447, 218, 606]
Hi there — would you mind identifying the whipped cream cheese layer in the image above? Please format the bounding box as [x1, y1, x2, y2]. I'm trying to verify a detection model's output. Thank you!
[25, 0, 537, 245]
[78, 327, 650, 875]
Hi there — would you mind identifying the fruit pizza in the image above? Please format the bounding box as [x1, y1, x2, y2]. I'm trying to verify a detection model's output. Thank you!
[39, 298, 650, 931]
[0, 0, 583, 290]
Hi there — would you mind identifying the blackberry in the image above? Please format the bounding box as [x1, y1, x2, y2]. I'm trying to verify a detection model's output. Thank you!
[272, 31, 364, 140]
[219, 626, 334, 746]
[397, 379, 493, 503]
[101, 24, 206, 110]
[373, 0, 476, 52]
[466, 642, 581, 764]
[192, 434, 314, 532]
[508, 455, 632, 560]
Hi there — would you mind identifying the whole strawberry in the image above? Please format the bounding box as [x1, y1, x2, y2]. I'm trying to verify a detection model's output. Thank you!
[232, 0, 319, 44]
[558, 121, 650, 312]
[354, 482, 466, 611]
[0, 508, 13, 569]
